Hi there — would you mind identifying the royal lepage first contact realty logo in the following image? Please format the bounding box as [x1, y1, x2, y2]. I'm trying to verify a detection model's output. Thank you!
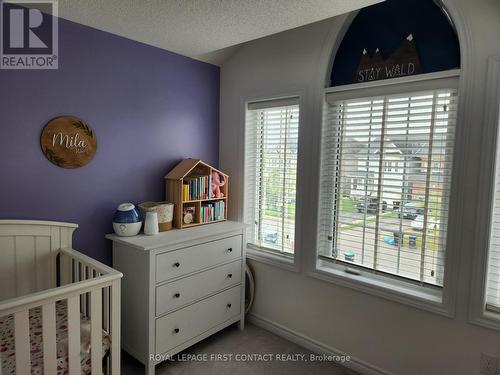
[1, 0, 58, 69]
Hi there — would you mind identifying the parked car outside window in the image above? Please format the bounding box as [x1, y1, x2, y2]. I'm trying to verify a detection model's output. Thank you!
[356, 197, 387, 214]
[398, 202, 423, 220]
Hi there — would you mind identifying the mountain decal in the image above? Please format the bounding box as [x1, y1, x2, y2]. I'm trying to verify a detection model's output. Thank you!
[354, 34, 422, 83]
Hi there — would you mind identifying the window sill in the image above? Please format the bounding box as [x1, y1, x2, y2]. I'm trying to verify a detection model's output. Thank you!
[470, 308, 500, 333]
[246, 244, 299, 272]
[309, 259, 454, 318]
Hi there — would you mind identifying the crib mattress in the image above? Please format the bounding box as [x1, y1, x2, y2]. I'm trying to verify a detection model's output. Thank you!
[0, 300, 110, 375]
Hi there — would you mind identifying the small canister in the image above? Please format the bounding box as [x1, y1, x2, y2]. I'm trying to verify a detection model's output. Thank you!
[144, 211, 159, 236]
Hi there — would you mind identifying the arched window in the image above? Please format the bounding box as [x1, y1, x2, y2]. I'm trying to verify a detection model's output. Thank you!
[330, 0, 460, 87]
[316, 0, 461, 308]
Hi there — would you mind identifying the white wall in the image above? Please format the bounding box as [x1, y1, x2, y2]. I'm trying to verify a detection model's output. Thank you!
[219, 1, 500, 374]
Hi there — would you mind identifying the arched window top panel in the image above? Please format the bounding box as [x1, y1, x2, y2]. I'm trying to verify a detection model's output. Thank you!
[330, 0, 460, 87]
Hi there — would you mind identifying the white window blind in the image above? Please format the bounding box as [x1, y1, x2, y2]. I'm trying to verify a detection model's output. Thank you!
[245, 99, 299, 254]
[486, 111, 500, 312]
[318, 87, 458, 286]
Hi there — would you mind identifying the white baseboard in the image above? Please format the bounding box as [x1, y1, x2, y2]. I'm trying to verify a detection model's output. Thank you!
[247, 312, 394, 375]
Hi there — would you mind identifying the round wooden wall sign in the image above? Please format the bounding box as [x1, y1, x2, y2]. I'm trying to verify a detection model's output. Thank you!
[40, 116, 97, 169]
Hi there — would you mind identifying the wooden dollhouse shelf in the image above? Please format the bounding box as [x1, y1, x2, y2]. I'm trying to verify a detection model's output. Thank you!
[165, 159, 229, 229]
[181, 219, 227, 228]
[182, 197, 227, 204]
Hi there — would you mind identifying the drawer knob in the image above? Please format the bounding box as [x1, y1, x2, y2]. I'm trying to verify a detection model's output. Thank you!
[173, 262, 180, 268]
[174, 328, 180, 334]
[227, 273, 233, 278]
[227, 303, 232, 308]
[227, 248, 233, 253]
[174, 292, 180, 298]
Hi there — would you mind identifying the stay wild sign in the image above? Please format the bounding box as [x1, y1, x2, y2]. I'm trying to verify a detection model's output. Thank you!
[354, 34, 422, 83]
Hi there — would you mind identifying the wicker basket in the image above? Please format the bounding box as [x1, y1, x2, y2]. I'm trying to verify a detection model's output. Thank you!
[138, 201, 174, 231]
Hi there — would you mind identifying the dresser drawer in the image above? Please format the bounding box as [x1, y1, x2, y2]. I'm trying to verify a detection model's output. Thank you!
[156, 285, 241, 354]
[155, 235, 242, 283]
[156, 260, 241, 316]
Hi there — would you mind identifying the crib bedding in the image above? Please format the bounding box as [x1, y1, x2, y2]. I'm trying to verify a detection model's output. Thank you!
[0, 300, 110, 375]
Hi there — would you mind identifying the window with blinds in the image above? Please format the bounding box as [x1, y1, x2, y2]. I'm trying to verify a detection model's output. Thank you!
[245, 98, 299, 255]
[486, 111, 500, 312]
[318, 87, 458, 287]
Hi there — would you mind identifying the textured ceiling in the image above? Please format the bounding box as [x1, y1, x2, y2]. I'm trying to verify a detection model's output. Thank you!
[57, 0, 382, 65]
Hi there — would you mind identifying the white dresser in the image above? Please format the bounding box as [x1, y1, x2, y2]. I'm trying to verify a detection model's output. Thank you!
[106, 221, 246, 375]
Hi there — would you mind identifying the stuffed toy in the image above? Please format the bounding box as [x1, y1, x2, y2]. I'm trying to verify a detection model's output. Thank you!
[211, 171, 226, 198]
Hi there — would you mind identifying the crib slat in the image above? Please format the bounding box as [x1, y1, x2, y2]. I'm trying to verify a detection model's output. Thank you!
[67, 295, 81, 375]
[103, 285, 110, 375]
[85, 267, 90, 317]
[14, 309, 30, 375]
[42, 302, 57, 375]
[90, 288, 103, 375]
[103, 286, 110, 332]
[110, 280, 121, 374]
[72, 259, 79, 283]
[80, 264, 87, 315]
[60, 253, 72, 286]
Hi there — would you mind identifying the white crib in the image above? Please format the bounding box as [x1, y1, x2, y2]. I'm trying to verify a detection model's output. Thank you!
[0, 220, 122, 375]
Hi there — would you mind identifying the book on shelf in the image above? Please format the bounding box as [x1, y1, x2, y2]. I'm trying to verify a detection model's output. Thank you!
[183, 175, 213, 201]
[200, 200, 225, 223]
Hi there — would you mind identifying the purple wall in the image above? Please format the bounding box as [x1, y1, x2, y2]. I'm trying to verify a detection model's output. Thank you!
[0, 19, 220, 265]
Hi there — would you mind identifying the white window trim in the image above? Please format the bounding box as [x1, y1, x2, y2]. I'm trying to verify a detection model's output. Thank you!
[241, 91, 306, 273]
[469, 55, 500, 331]
[310, 70, 461, 317]
[313, 259, 450, 316]
[246, 244, 298, 272]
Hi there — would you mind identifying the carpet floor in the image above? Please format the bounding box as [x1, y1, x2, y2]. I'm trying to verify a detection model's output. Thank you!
[121, 323, 359, 375]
